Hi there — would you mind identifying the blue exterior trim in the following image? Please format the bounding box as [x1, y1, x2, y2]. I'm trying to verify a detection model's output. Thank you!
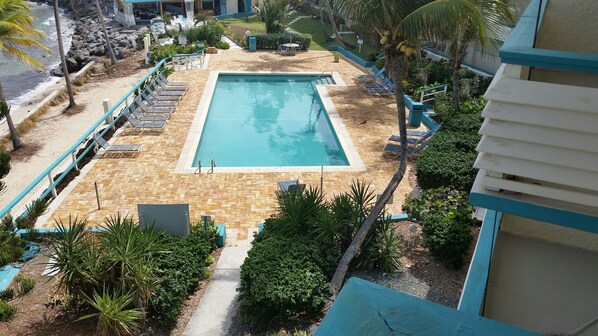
[316, 277, 539, 336]
[390, 214, 408, 220]
[328, 45, 375, 68]
[470, 192, 598, 234]
[422, 111, 440, 130]
[258, 222, 265, 233]
[499, 0, 598, 73]
[458, 210, 502, 315]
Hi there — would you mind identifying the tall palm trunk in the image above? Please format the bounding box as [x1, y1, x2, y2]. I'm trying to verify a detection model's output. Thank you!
[53, 0, 76, 108]
[330, 50, 408, 297]
[324, 0, 353, 49]
[450, 36, 468, 111]
[317, 0, 331, 41]
[0, 84, 23, 150]
[95, 0, 117, 66]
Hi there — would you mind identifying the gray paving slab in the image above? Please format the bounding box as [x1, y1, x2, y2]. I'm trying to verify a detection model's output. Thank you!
[184, 244, 251, 336]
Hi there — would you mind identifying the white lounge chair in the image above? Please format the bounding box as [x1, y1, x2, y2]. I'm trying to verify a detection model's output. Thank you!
[129, 105, 169, 122]
[141, 91, 178, 107]
[157, 72, 188, 87]
[134, 95, 175, 114]
[122, 108, 166, 130]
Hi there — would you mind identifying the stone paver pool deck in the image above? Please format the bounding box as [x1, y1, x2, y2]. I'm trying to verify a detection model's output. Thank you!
[42, 50, 421, 239]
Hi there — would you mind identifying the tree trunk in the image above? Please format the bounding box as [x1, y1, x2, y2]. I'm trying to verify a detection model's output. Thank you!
[96, 0, 117, 66]
[330, 50, 409, 298]
[54, 0, 76, 108]
[452, 63, 461, 110]
[0, 84, 23, 150]
[323, 0, 353, 49]
[317, 0, 332, 42]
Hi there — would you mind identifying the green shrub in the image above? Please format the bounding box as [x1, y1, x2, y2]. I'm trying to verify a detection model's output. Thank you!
[246, 33, 312, 50]
[375, 58, 385, 72]
[403, 187, 474, 224]
[0, 231, 24, 266]
[0, 288, 14, 301]
[420, 215, 473, 269]
[186, 19, 225, 45]
[148, 44, 198, 64]
[149, 224, 217, 327]
[0, 147, 10, 179]
[239, 235, 331, 327]
[356, 217, 403, 272]
[20, 228, 41, 242]
[1, 214, 13, 232]
[416, 148, 478, 192]
[0, 300, 16, 322]
[214, 40, 230, 49]
[17, 275, 36, 296]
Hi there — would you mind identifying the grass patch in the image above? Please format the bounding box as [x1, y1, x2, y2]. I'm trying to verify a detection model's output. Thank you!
[219, 15, 265, 32]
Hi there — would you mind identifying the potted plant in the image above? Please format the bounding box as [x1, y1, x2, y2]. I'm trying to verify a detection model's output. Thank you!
[333, 51, 340, 63]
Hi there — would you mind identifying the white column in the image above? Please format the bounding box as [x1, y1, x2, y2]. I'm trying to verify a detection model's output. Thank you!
[185, 0, 194, 20]
[124, 3, 136, 27]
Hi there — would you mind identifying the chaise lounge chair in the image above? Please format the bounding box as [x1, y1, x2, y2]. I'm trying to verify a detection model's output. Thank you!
[122, 108, 166, 130]
[134, 95, 175, 114]
[363, 77, 392, 89]
[383, 139, 429, 159]
[155, 76, 188, 93]
[141, 91, 178, 107]
[93, 132, 142, 155]
[366, 83, 395, 96]
[157, 72, 188, 87]
[388, 125, 441, 144]
[129, 105, 169, 122]
[146, 85, 182, 101]
[278, 179, 306, 193]
[150, 81, 185, 96]
[353, 68, 385, 81]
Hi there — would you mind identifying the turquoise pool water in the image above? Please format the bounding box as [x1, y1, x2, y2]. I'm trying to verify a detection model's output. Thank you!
[192, 74, 349, 167]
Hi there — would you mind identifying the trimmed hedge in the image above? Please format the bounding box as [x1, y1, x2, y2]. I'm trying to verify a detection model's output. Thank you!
[415, 105, 483, 192]
[150, 225, 218, 328]
[403, 187, 474, 225]
[246, 33, 312, 50]
[239, 234, 331, 327]
[420, 214, 473, 269]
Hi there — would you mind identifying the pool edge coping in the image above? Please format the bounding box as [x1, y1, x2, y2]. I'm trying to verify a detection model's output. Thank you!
[174, 70, 365, 174]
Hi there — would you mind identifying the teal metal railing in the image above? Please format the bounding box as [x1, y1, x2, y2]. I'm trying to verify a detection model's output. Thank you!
[0, 58, 172, 221]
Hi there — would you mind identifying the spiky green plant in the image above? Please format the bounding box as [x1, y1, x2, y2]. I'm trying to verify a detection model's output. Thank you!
[272, 186, 325, 235]
[79, 289, 143, 336]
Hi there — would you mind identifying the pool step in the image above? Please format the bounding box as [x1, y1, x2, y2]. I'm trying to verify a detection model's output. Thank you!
[315, 76, 334, 85]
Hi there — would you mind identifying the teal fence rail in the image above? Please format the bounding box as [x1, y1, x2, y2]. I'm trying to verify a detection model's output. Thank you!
[0, 58, 172, 222]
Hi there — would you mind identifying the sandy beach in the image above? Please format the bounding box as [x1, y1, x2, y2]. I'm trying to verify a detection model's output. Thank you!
[0, 62, 147, 212]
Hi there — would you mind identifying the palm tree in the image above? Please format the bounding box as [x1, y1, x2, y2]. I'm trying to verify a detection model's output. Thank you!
[445, 0, 515, 109]
[95, 0, 117, 66]
[328, 0, 485, 297]
[53, 0, 76, 108]
[0, 0, 49, 150]
[323, 0, 352, 49]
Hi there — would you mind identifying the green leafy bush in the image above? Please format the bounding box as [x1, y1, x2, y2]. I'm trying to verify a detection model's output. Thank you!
[0, 231, 24, 266]
[403, 187, 474, 224]
[420, 215, 473, 269]
[186, 19, 225, 45]
[246, 33, 311, 50]
[0, 288, 14, 301]
[148, 44, 198, 64]
[15, 198, 48, 229]
[0, 299, 16, 322]
[214, 40, 230, 49]
[79, 289, 143, 336]
[0, 147, 10, 179]
[239, 235, 331, 327]
[17, 275, 36, 296]
[149, 224, 217, 328]
[375, 58, 385, 71]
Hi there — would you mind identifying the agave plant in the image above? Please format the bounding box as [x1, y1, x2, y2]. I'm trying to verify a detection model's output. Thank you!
[79, 288, 143, 336]
[272, 186, 326, 235]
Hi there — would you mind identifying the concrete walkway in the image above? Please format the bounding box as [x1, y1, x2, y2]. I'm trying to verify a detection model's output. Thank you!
[184, 242, 251, 336]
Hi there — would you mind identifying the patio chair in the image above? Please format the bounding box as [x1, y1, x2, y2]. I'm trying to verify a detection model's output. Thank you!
[141, 91, 178, 107]
[153, 76, 187, 92]
[353, 68, 384, 81]
[147, 85, 182, 101]
[157, 72, 188, 87]
[383, 139, 429, 159]
[122, 108, 166, 130]
[129, 105, 169, 122]
[134, 95, 175, 114]
[93, 132, 142, 155]
[151, 80, 186, 96]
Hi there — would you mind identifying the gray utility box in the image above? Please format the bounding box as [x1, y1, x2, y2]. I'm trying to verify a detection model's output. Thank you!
[137, 203, 191, 236]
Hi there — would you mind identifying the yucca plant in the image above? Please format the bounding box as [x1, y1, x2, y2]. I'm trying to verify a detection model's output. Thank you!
[271, 186, 326, 235]
[79, 288, 143, 336]
[0, 214, 13, 232]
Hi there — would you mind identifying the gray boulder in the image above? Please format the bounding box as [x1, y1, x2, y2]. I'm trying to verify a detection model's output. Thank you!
[66, 58, 79, 72]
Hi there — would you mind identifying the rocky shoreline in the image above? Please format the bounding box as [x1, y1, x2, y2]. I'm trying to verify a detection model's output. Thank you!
[36, 0, 148, 76]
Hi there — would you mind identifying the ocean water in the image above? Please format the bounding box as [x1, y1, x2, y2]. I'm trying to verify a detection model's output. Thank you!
[193, 74, 349, 167]
[0, 2, 74, 107]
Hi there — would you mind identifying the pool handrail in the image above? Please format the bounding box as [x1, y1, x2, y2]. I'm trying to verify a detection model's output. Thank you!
[0, 57, 178, 221]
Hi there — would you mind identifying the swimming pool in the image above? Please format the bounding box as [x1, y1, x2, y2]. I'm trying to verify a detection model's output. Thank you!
[177, 71, 364, 173]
